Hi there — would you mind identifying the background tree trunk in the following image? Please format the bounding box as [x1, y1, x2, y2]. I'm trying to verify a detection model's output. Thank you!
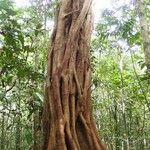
[15, 88, 21, 150]
[137, 0, 150, 74]
[42, 0, 106, 149]
[1, 113, 5, 150]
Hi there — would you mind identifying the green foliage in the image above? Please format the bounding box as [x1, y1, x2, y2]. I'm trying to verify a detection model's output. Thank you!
[0, 0, 51, 149]
[92, 1, 150, 149]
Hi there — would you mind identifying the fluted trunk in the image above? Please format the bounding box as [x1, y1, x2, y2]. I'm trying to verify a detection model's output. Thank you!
[42, 0, 106, 149]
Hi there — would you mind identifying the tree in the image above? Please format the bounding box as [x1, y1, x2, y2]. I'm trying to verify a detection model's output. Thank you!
[42, 0, 106, 149]
[137, 0, 150, 74]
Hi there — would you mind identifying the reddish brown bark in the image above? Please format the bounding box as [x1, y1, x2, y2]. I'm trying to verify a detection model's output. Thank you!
[42, 0, 106, 149]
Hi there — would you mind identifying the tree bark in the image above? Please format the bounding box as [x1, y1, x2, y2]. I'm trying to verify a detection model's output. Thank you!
[1, 113, 5, 150]
[137, 0, 150, 74]
[33, 110, 42, 150]
[42, 0, 106, 149]
[15, 89, 21, 150]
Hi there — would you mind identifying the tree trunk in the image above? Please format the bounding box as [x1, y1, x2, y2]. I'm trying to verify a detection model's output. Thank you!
[15, 93, 21, 150]
[1, 113, 5, 150]
[137, 0, 150, 74]
[33, 110, 42, 150]
[42, 0, 106, 149]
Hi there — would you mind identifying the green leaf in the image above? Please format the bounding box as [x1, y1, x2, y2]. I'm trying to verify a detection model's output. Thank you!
[35, 92, 44, 103]
[18, 34, 24, 46]
[36, 23, 42, 29]
[35, 29, 38, 36]
[0, 92, 5, 100]
[140, 63, 145, 70]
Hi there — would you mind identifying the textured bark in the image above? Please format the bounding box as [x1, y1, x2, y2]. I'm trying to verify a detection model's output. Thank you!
[33, 110, 42, 150]
[137, 0, 150, 74]
[42, 0, 106, 149]
[15, 92, 21, 150]
[1, 113, 5, 150]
